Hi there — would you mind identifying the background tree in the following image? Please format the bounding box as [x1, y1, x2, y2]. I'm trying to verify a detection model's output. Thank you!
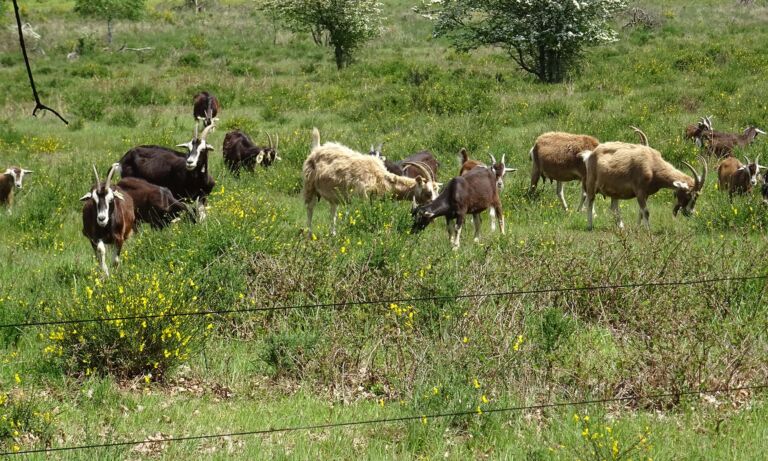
[74, 0, 146, 46]
[263, 0, 383, 70]
[416, 0, 627, 83]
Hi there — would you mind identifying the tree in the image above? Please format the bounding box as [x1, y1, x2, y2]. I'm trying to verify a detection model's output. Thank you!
[416, 0, 627, 83]
[263, 0, 383, 70]
[74, 0, 146, 46]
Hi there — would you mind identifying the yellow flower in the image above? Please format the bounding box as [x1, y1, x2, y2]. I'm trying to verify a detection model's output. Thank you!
[421, 415, 427, 425]
[462, 336, 469, 344]
[433, 387, 439, 395]
[473, 378, 480, 389]
[481, 395, 489, 404]
[14, 373, 21, 384]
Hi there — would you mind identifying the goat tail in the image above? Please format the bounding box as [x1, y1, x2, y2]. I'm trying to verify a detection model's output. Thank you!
[311, 127, 321, 150]
[528, 146, 535, 162]
[301, 157, 317, 204]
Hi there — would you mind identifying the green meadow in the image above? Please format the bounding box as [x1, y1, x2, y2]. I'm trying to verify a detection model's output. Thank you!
[0, 0, 767, 458]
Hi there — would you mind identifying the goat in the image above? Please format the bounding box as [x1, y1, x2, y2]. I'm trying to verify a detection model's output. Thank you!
[528, 132, 600, 211]
[458, 152, 516, 190]
[580, 143, 707, 230]
[411, 166, 504, 249]
[457, 147, 484, 176]
[116, 176, 190, 229]
[762, 170, 768, 205]
[222, 130, 280, 175]
[704, 126, 765, 157]
[303, 128, 438, 237]
[369, 145, 440, 184]
[1, 166, 32, 214]
[118, 123, 216, 220]
[684, 116, 713, 147]
[193, 91, 220, 130]
[718, 155, 763, 197]
[80, 165, 135, 276]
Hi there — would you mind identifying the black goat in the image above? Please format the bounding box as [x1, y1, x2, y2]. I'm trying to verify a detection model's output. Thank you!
[369, 146, 440, 183]
[193, 91, 220, 130]
[117, 177, 191, 229]
[222, 130, 280, 174]
[411, 166, 504, 249]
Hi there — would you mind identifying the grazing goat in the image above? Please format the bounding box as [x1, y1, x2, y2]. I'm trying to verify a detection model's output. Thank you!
[118, 123, 216, 220]
[411, 166, 504, 249]
[223, 130, 281, 174]
[1, 166, 32, 214]
[458, 152, 516, 190]
[193, 91, 220, 130]
[718, 155, 762, 197]
[303, 128, 438, 237]
[580, 143, 707, 230]
[705, 126, 765, 157]
[528, 132, 600, 211]
[81, 165, 135, 276]
[370, 145, 440, 184]
[684, 116, 713, 147]
[117, 176, 190, 229]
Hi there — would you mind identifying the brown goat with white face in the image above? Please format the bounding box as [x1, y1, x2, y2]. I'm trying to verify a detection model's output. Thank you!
[718, 155, 763, 197]
[529, 132, 599, 211]
[580, 143, 707, 230]
[1, 166, 32, 214]
[81, 165, 135, 276]
[684, 116, 712, 147]
[458, 150, 516, 190]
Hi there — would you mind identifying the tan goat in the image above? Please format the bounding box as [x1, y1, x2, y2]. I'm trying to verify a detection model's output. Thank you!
[528, 132, 599, 211]
[302, 128, 438, 237]
[581, 143, 707, 230]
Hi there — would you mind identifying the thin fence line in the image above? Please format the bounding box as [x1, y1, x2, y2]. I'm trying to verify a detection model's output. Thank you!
[3, 383, 765, 456]
[2, 274, 764, 329]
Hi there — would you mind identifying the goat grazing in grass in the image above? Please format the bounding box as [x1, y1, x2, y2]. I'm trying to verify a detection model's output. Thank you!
[369, 145, 440, 184]
[118, 123, 216, 220]
[684, 116, 713, 147]
[718, 155, 763, 197]
[1, 167, 32, 214]
[705, 125, 765, 157]
[193, 91, 220, 131]
[411, 166, 504, 249]
[81, 165, 135, 276]
[303, 128, 438, 237]
[117, 176, 190, 229]
[223, 130, 280, 175]
[581, 143, 707, 230]
[528, 132, 600, 211]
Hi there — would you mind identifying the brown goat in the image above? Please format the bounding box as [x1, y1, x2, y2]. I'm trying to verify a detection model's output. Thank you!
[718, 155, 762, 197]
[1, 167, 32, 214]
[223, 130, 280, 175]
[117, 177, 190, 229]
[705, 126, 765, 157]
[529, 132, 599, 211]
[684, 116, 712, 147]
[81, 165, 135, 276]
[193, 91, 220, 130]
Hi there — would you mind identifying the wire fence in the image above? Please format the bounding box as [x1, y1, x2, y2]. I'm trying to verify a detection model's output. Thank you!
[2, 383, 765, 456]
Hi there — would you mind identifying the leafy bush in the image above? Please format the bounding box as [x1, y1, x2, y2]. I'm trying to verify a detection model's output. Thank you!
[178, 52, 201, 67]
[118, 83, 170, 106]
[107, 108, 138, 127]
[44, 271, 212, 380]
[0, 390, 55, 453]
[71, 93, 107, 121]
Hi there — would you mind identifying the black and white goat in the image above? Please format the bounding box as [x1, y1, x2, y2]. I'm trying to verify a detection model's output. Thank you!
[1, 166, 32, 214]
[193, 91, 220, 130]
[411, 166, 504, 249]
[222, 130, 280, 174]
[118, 123, 216, 220]
[81, 165, 135, 276]
[117, 176, 190, 229]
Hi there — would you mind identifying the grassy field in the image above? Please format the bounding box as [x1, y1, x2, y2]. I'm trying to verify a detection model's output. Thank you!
[1, 0, 768, 458]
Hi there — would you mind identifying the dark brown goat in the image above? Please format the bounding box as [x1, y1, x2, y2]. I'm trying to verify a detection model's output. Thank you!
[705, 126, 765, 157]
[193, 91, 220, 130]
[457, 147, 484, 176]
[411, 166, 504, 249]
[460, 151, 516, 190]
[80, 165, 135, 277]
[1, 166, 32, 213]
[118, 123, 216, 220]
[370, 146, 440, 183]
[684, 116, 712, 147]
[117, 177, 190, 228]
[222, 130, 280, 174]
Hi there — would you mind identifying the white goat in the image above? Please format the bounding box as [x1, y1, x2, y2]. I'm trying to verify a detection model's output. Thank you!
[302, 128, 438, 237]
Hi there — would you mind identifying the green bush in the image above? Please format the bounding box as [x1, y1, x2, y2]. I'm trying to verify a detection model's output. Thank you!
[118, 83, 170, 106]
[178, 52, 201, 66]
[107, 108, 138, 127]
[71, 93, 107, 121]
[0, 390, 55, 453]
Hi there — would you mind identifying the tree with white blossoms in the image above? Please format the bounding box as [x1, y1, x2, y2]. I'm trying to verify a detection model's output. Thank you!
[263, 0, 383, 70]
[416, 0, 627, 83]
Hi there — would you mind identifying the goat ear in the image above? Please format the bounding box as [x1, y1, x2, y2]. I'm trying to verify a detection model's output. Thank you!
[79, 192, 92, 201]
[176, 142, 192, 150]
[414, 175, 425, 185]
[113, 190, 125, 201]
[505, 167, 517, 173]
[21, 169, 33, 174]
[673, 180, 690, 191]
[256, 152, 265, 164]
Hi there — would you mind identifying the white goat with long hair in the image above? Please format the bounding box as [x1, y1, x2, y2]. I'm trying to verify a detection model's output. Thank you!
[302, 128, 438, 237]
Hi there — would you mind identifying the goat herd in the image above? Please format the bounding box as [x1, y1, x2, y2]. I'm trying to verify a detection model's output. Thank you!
[1, 93, 766, 276]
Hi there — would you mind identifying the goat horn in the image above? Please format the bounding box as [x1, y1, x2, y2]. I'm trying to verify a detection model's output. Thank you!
[402, 161, 434, 183]
[744, 155, 751, 166]
[756, 128, 767, 135]
[682, 160, 702, 191]
[105, 163, 118, 189]
[755, 154, 761, 169]
[489, 154, 497, 165]
[266, 133, 274, 148]
[501, 153, 506, 165]
[194, 122, 199, 140]
[630, 126, 649, 146]
[200, 122, 215, 141]
[92, 164, 100, 185]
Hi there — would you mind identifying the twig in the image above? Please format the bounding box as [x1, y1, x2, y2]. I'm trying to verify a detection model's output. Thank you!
[117, 44, 155, 53]
[12, 0, 68, 125]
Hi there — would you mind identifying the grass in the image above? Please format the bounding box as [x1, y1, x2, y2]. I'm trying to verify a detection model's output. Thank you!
[1, 0, 768, 458]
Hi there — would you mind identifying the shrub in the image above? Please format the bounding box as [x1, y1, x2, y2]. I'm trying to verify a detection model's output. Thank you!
[107, 108, 138, 127]
[44, 271, 212, 381]
[178, 52, 201, 67]
[0, 390, 55, 453]
[71, 93, 107, 121]
[118, 83, 170, 106]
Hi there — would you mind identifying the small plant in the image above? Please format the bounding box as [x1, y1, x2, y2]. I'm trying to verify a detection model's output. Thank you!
[71, 94, 107, 121]
[570, 412, 653, 460]
[74, 0, 146, 46]
[107, 108, 138, 127]
[0, 390, 55, 453]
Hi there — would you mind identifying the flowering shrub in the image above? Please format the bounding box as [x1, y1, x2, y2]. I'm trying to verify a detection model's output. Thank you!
[0, 389, 54, 453]
[44, 271, 212, 381]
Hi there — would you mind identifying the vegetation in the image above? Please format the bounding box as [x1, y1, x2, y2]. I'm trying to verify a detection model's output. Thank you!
[73, 0, 146, 45]
[0, 0, 767, 458]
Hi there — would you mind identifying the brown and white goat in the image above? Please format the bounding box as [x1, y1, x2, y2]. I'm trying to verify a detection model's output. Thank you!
[81, 165, 135, 276]
[1, 167, 32, 214]
[684, 116, 713, 147]
[193, 91, 220, 130]
[528, 132, 600, 211]
[411, 166, 504, 249]
[303, 128, 438, 237]
[718, 155, 763, 197]
[705, 126, 765, 157]
[457, 149, 516, 189]
[117, 176, 190, 229]
[223, 130, 280, 174]
[580, 143, 707, 230]
[118, 123, 216, 220]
